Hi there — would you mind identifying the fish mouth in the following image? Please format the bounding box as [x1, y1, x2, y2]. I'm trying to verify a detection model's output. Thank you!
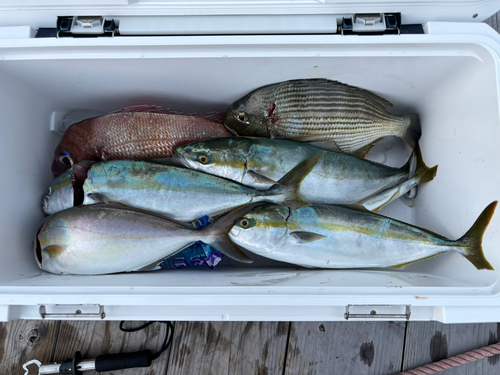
[34, 227, 43, 267]
[172, 153, 195, 169]
[42, 196, 49, 213]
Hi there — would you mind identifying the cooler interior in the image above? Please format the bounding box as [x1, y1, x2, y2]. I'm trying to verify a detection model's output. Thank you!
[0, 37, 499, 300]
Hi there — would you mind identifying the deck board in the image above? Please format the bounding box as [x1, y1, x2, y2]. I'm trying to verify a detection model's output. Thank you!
[52, 321, 171, 375]
[0, 320, 60, 375]
[166, 321, 289, 375]
[485, 13, 500, 31]
[284, 321, 406, 375]
[402, 322, 500, 375]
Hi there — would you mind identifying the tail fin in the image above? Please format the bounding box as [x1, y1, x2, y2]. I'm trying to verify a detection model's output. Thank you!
[413, 143, 438, 184]
[201, 204, 259, 263]
[401, 113, 421, 149]
[266, 152, 324, 209]
[358, 144, 437, 212]
[458, 201, 497, 270]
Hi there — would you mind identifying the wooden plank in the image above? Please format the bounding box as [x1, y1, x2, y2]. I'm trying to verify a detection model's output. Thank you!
[166, 321, 289, 375]
[0, 319, 60, 375]
[402, 322, 500, 374]
[53, 321, 172, 375]
[485, 13, 500, 33]
[285, 321, 406, 375]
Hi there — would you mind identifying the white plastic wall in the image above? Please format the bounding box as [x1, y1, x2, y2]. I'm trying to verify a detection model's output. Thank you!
[1, 25, 500, 321]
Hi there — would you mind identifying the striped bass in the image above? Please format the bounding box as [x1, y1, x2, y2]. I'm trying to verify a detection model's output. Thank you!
[224, 79, 421, 156]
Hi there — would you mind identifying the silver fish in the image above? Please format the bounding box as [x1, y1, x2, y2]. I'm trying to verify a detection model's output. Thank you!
[35, 203, 254, 275]
[175, 138, 437, 211]
[42, 156, 321, 222]
[224, 79, 421, 156]
[228, 203, 497, 270]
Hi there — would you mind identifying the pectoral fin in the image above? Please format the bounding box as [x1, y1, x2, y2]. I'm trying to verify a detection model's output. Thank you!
[247, 170, 280, 185]
[291, 231, 327, 244]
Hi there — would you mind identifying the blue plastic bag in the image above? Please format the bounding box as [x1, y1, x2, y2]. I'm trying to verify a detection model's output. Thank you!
[159, 216, 223, 270]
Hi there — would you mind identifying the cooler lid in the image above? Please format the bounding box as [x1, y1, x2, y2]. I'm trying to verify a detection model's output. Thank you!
[0, 0, 499, 28]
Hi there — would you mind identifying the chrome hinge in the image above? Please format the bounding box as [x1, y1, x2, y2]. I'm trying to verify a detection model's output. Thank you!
[39, 304, 106, 319]
[344, 304, 411, 320]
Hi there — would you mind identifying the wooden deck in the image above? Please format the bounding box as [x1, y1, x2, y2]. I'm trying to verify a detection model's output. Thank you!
[3, 14, 500, 375]
[2, 320, 500, 374]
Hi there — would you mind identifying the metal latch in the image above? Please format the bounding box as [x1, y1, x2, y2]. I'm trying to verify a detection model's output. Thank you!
[344, 304, 411, 320]
[39, 304, 106, 319]
[53, 16, 117, 38]
[340, 13, 401, 35]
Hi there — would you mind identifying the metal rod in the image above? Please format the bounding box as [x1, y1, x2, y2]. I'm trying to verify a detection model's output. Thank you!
[38, 359, 96, 374]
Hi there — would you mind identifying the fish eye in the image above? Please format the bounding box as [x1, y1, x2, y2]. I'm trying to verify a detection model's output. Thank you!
[238, 217, 255, 229]
[198, 154, 210, 164]
[236, 111, 248, 123]
[46, 186, 52, 196]
[59, 154, 73, 167]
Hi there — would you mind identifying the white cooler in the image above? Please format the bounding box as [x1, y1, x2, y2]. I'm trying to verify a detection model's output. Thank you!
[1, 1, 500, 323]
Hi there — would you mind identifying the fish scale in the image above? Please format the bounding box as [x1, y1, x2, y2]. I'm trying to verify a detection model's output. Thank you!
[52, 112, 233, 177]
[224, 79, 420, 155]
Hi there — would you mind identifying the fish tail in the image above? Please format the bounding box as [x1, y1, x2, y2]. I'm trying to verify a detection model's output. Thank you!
[413, 143, 438, 184]
[456, 201, 497, 270]
[401, 113, 421, 149]
[201, 205, 256, 264]
[266, 152, 324, 209]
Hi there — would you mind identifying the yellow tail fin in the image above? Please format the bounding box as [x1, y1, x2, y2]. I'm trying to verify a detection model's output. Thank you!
[458, 201, 497, 270]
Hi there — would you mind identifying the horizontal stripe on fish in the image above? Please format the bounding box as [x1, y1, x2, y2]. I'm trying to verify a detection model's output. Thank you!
[228, 203, 496, 270]
[224, 79, 420, 154]
[43, 155, 321, 222]
[175, 138, 437, 211]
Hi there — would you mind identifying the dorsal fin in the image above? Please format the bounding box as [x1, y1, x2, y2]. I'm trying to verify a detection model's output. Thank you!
[109, 105, 225, 123]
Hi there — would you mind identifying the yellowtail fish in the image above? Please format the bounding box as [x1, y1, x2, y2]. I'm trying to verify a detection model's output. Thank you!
[224, 79, 421, 156]
[176, 138, 437, 211]
[229, 203, 497, 270]
[42, 155, 321, 222]
[35, 203, 254, 275]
